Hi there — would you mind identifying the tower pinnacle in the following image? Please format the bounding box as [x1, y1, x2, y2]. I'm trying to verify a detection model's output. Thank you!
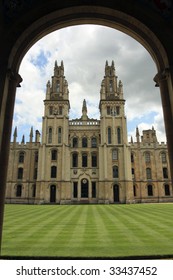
[82, 99, 88, 120]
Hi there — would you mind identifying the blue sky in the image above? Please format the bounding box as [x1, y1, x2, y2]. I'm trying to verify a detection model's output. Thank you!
[13, 25, 166, 143]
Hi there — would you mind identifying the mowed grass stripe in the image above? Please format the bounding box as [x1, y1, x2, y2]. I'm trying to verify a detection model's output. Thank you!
[2, 204, 173, 257]
[2, 205, 80, 256]
[107, 205, 173, 256]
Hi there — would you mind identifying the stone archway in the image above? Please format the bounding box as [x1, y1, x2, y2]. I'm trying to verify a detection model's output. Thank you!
[0, 2, 173, 253]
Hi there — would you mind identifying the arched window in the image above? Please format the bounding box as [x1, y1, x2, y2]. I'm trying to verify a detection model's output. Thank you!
[17, 167, 23, 179]
[108, 127, 111, 144]
[48, 127, 52, 144]
[92, 153, 97, 167]
[113, 165, 119, 178]
[164, 184, 170, 196]
[145, 152, 150, 163]
[16, 185, 22, 197]
[146, 168, 152, 179]
[18, 152, 24, 163]
[82, 153, 87, 167]
[147, 185, 153, 196]
[163, 167, 168, 179]
[51, 166, 57, 178]
[117, 127, 121, 144]
[58, 127, 62, 144]
[91, 137, 97, 148]
[51, 150, 57, 161]
[161, 152, 167, 163]
[112, 149, 118, 160]
[72, 153, 78, 167]
[82, 137, 87, 148]
[72, 137, 78, 148]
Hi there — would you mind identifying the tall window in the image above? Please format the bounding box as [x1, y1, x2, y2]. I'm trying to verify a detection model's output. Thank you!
[17, 168, 23, 180]
[35, 152, 38, 163]
[116, 106, 120, 115]
[92, 182, 96, 198]
[164, 184, 170, 196]
[82, 137, 87, 148]
[73, 137, 78, 148]
[34, 168, 37, 180]
[147, 185, 153, 196]
[59, 106, 62, 115]
[107, 106, 111, 115]
[133, 185, 137, 197]
[73, 182, 78, 198]
[108, 127, 111, 144]
[19, 152, 24, 163]
[32, 184, 36, 197]
[72, 153, 78, 167]
[16, 185, 22, 197]
[132, 168, 135, 179]
[161, 152, 167, 163]
[48, 127, 52, 144]
[131, 153, 134, 163]
[51, 166, 57, 178]
[145, 152, 150, 163]
[58, 127, 62, 144]
[146, 168, 152, 179]
[56, 81, 60, 93]
[109, 80, 113, 92]
[91, 137, 97, 148]
[113, 165, 119, 178]
[49, 106, 53, 115]
[51, 150, 57, 161]
[163, 167, 168, 179]
[92, 153, 97, 167]
[112, 149, 118, 160]
[117, 127, 121, 144]
[82, 153, 87, 167]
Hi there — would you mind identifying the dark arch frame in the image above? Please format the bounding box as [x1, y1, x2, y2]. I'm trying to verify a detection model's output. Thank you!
[1, 2, 173, 254]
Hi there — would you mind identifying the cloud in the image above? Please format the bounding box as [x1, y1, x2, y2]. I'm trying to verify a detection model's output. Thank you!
[13, 24, 166, 143]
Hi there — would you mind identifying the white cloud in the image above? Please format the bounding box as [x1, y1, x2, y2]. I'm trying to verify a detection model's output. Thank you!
[13, 24, 166, 142]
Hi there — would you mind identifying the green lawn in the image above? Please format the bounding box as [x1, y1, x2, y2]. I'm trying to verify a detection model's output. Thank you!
[1, 203, 173, 258]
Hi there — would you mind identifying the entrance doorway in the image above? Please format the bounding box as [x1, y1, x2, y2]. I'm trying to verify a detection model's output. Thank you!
[81, 179, 89, 198]
[50, 185, 56, 203]
[113, 184, 119, 203]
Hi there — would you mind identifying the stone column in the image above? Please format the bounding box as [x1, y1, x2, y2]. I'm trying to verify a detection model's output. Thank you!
[0, 69, 22, 254]
[154, 68, 173, 185]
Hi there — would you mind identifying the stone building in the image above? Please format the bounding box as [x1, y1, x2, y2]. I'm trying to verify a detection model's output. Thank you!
[5, 61, 173, 204]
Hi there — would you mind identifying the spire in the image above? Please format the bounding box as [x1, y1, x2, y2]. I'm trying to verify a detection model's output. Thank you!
[82, 99, 88, 120]
[21, 135, 25, 144]
[35, 130, 41, 142]
[13, 126, 17, 143]
[136, 127, 140, 143]
[131, 136, 133, 144]
[29, 127, 33, 143]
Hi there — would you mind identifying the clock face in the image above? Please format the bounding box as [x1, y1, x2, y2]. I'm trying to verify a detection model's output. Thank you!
[82, 179, 87, 184]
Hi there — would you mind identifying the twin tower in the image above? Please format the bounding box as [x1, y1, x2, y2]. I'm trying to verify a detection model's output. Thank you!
[7, 60, 170, 205]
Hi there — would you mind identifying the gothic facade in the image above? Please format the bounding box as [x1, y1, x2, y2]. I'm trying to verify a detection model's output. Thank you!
[5, 61, 173, 204]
